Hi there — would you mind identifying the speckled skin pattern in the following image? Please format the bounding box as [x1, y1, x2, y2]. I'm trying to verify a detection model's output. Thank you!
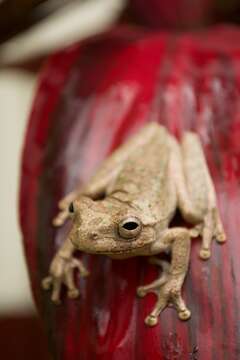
[42, 123, 226, 326]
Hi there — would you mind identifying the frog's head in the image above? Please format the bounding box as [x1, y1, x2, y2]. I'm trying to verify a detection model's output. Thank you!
[68, 196, 156, 258]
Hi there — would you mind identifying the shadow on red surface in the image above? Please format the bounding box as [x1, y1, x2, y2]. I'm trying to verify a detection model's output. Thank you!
[0, 314, 50, 360]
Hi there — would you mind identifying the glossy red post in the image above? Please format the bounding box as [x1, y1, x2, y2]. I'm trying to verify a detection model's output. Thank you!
[20, 26, 240, 359]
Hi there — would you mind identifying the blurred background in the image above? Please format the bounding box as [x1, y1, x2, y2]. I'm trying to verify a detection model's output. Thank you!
[0, 0, 240, 358]
[0, 1, 125, 359]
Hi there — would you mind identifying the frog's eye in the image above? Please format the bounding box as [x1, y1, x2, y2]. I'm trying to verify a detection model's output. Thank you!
[69, 202, 74, 213]
[118, 217, 142, 239]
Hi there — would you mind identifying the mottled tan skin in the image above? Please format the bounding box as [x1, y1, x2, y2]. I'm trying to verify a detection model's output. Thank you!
[42, 123, 226, 327]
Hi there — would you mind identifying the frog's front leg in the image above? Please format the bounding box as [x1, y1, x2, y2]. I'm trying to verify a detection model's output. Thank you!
[137, 228, 191, 326]
[169, 133, 226, 260]
[42, 237, 89, 303]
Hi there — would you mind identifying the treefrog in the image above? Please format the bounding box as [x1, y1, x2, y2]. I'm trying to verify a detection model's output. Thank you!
[42, 123, 226, 326]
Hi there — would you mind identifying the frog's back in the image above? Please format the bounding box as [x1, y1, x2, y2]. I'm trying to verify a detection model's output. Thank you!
[109, 125, 177, 225]
[118, 128, 169, 190]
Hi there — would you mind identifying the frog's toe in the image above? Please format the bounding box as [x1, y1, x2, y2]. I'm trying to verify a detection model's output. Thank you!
[68, 288, 80, 299]
[137, 277, 167, 298]
[42, 276, 52, 290]
[50, 280, 62, 304]
[198, 208, 226, 260]
[80, 268, 89, 278]
[73, 260, 89, 278]
[145, 315, 158, 327]
[214, 209, 226, 243]
[189, 224, 203, 238]
[58, 199, 69, 210]
[168, 285, 191, 321]
[178, 308, 191, 321]
[199, 248, 211, 260]
[137, 286, 147, 298]
[52, 298, 61, 305]
[216, 231, 226, 243]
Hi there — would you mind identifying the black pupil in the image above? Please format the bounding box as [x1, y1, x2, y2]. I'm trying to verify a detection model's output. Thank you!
[123, 222, 138, 231]
[69, 203, 74, 213]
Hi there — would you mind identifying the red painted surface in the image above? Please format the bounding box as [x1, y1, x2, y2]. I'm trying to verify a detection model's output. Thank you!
[129, 0, 214, 28]
[128, 0, 240, 28]
[20, 26, 240, 359]
[0, 315, 50, 360]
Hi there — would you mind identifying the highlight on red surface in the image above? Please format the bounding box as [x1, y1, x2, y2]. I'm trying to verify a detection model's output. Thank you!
[20, 26, 240, 359]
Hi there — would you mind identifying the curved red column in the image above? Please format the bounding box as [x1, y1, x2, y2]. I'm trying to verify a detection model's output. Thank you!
[20, 26, 240, 359]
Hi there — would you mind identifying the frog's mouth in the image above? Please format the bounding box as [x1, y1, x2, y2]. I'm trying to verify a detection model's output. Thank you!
[99, 243, 151, 255]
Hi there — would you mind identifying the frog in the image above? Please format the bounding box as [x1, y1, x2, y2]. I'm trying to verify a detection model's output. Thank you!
[42, 122, 226, 326]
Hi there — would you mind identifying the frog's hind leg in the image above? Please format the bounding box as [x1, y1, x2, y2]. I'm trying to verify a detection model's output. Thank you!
[137, 228, 191, 326]
[172, 132, 226, 260]
[137, 258, 190, 326]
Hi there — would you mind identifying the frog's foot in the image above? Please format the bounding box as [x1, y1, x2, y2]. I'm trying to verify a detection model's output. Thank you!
[42, 257, 89, 304]
[196, 208, 226, 260]
[137, 259, 190, 326]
